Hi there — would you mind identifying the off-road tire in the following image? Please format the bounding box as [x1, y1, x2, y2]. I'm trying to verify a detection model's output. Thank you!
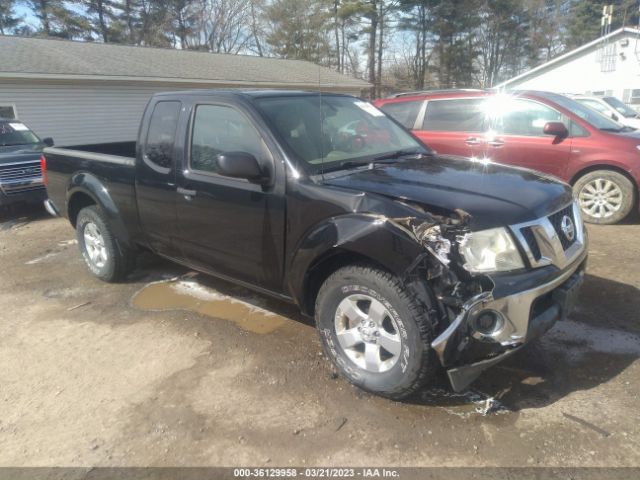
[76, 205, 135, 282]
[315, 264, 438, 400]
[574, 170, 635, 225]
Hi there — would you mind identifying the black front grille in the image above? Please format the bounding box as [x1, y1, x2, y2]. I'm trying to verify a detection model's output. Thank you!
[520, 226, 542, 261]
[548, 205, 576, 250]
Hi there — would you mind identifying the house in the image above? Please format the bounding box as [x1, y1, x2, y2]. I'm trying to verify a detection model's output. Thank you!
[0, 36, 369, 146]
[496, 27, 640, 107]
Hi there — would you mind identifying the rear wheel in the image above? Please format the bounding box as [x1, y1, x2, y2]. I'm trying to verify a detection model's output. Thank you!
[574, 170, 634, 224]
[76, 205, 135, 282]
[315, 265, 438, 400]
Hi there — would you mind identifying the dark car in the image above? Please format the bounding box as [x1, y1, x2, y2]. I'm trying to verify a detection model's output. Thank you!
[0, 118, 53, 208]
[375, 90, 640, 225]
[42, 90, 587, 398]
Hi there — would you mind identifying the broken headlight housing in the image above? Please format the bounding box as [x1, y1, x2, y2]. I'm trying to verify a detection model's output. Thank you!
[459, 227, 524, 273]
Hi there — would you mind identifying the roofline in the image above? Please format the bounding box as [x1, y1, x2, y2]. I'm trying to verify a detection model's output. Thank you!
[0, 71, 370, 90]
[495, 27, 640, 88]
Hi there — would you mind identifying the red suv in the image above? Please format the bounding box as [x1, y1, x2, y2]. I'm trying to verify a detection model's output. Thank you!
[374, 90, 640, 224]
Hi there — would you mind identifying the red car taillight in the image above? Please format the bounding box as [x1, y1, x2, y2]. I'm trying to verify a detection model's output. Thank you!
[40, 154, 48, 186]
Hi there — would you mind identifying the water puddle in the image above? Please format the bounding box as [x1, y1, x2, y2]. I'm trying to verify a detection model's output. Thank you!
[132, 276, 289, 334]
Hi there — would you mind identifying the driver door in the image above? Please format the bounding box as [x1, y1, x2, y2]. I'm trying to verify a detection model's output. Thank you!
[174, 102, 285, 291]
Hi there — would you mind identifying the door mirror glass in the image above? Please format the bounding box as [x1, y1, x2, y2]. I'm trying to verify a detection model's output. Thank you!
[42, 137, 54, 147]
[216, 151, 266, 182]
[543, 121, 569, 137]
[611, 113, 619, 121]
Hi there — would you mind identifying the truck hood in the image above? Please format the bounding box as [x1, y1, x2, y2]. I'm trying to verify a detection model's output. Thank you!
[0, 144, 43, 164]
[322, 155, 573, 230]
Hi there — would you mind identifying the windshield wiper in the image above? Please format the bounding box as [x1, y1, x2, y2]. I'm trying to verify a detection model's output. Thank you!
[372, 148, 427, 162]
[329, 149, 430, 172]
[599, 127, 625, 132]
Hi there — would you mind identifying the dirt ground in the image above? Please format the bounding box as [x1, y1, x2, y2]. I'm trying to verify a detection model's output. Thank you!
[0, 204, 639, 468]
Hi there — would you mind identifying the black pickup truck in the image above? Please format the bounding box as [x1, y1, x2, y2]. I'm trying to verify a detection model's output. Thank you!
[1, 118, 53, 208]
[43, 90, 587, 398]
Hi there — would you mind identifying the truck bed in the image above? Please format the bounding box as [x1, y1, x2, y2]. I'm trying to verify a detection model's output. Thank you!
[43, 142, 141, 244]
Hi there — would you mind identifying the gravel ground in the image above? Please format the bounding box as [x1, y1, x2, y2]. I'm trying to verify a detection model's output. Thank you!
[0, 204, 638, 468]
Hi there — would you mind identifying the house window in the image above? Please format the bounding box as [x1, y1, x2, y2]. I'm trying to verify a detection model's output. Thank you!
[0, 105, 17, 119]
[630, 90, 640, 104]
[599, 43, 617, 72]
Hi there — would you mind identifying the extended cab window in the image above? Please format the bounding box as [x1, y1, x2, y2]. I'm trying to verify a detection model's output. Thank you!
[190, 104, 266, 174]
[422, 98, 485, 132]
[493, 99, 561, 136]
[379, 100, 422, 129]
[145, 101, 181, 169]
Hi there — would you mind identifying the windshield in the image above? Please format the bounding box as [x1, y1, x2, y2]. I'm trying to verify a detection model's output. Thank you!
[603, 96, 639, 118]
[547, 94, 627, 131]
[255, 95, 426, 173]
[0, 121, 40, 147]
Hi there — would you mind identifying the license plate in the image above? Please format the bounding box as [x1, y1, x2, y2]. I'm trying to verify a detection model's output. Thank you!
[552, 271, 584, 320]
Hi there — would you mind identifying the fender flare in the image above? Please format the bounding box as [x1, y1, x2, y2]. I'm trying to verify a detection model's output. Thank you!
[287, 213, 428, 312]
[66, 172, 131, 246]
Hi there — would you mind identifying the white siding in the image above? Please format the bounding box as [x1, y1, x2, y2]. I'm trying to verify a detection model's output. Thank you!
[505, 33, 640, 103]
[0, 81, 200, 146]
[0, 81, 363, 146]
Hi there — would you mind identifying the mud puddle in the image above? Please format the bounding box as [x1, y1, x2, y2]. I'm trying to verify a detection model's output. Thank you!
[132, 275, 290, 334]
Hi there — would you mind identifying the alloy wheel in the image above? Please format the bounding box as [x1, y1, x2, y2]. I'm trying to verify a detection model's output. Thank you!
[83, 221, 108, 269]
[334, 294, 402, 373]
[578, 178, 623, 219]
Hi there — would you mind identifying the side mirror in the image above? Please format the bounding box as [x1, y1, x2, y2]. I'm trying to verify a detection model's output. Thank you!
[612, 113, 619, 122]
[216, 151, 267, 183]
[543, 122, 568, 138]
[42, 137, 54, 147]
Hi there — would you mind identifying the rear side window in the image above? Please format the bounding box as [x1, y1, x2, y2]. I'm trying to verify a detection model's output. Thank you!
[422, 98, 486, 132]
[190, 104, 266, 174]
[379, 100, 422, 129]
[145, 101, 181, 169]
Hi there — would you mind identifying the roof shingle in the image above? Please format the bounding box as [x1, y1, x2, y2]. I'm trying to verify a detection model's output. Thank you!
[0, 35, 369, 89]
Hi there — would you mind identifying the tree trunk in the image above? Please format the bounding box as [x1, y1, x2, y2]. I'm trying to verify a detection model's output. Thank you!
[367, 0, 378, 99]
[334, 0, 340, 72]
[376, 2, 384, 98]
[250, 1, 263, 56]
[97, 0, 108, 42]
[38, 0, 51, 35]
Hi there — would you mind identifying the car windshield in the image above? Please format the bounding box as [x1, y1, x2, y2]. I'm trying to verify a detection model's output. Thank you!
[0, 121, 40, 147]
[603, 96, 639, 118]
[547, 94, 627, 131]
[255, 95, 427, 173]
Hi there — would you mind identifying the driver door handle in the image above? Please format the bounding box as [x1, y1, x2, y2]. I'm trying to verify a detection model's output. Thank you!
[464, 137, 481, 146]
[177, 187, 197, 199]
[487, 139, 505, 147]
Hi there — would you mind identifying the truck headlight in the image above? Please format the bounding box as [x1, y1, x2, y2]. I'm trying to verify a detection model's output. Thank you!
[459, 227, 524, 273]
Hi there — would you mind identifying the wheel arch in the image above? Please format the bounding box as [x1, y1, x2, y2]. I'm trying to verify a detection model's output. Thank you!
[569, 164, 638, 193]
[66, 172, 131, 246]
[287, 213, 428, 317]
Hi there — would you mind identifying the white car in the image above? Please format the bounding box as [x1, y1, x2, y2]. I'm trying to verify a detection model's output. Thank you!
[571, 95, 640, 129]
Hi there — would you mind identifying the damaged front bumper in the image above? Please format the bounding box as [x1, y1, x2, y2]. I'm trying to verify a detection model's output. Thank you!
[432, 247, 588, 392]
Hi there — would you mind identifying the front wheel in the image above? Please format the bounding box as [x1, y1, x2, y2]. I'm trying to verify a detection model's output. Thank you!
[315, 265, 438, 399]
[574, 170, 635, 224]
